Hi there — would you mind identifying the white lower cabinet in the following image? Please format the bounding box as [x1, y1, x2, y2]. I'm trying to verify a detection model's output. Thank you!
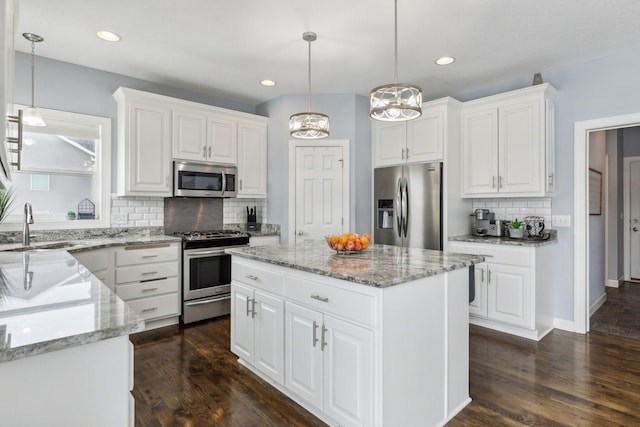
[231, 282, 284, 384]
[449, 240, 554, 340]
[72, 247, 115, 291]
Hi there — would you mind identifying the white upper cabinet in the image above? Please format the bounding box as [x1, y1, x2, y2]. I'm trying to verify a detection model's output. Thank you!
[237, 119, 268, 198]
[115, 87, 269, 197]
[1, 0, 16, 187]
[114, 88, 172, 197]
[172, 107, 208, 161]
[461, 83, 557, 198]
[373, 99, 450, 167]
[207, 115, 237, 165]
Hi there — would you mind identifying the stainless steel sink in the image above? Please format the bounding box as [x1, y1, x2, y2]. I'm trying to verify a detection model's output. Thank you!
[3, 242, 82, 252]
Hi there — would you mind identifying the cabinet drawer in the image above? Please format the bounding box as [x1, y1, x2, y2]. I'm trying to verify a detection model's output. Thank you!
[448, 241, 533, 268]
[116, 277, 179, 301]
[285, 276, 374, 326]
[115, 244, 178, 267]
[126, 293, 179, 321]
[116, 262, 178, 284]
[232, 260, 284, 294]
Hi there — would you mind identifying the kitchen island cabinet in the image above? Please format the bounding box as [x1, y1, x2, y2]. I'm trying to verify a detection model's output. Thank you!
[227, 242, 484, 427]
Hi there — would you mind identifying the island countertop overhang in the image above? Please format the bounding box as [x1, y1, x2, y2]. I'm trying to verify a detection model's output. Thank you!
[226, 242, 485, 288]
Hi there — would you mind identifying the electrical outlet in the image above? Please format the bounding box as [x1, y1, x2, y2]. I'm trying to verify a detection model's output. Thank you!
[112, 213, 127, 224]
[552, 215, 571, 227]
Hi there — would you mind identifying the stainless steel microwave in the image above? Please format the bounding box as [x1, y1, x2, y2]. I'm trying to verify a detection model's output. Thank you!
[174, 161, 237, 198]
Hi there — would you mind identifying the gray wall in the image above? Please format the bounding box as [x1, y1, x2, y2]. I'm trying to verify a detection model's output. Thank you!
[588, 131, 606, 307]
[14, 52, 258, 189]
[256, 93, 371, 243]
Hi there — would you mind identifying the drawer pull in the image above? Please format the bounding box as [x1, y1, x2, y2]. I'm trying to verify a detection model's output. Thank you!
[245, 274, 259, 281]
[310, 294, 329, 303]
[142, 255, 158, 259]
[141, 271, 158, 275]
[141, 287, 158, 293]
[141, 307, 158, 313]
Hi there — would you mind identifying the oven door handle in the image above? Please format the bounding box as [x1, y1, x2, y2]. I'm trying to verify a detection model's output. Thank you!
[184, 249, 227, 257]
[184, 295, 230, 306]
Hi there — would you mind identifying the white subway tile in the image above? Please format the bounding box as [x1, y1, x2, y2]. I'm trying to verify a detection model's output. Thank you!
[128, 200, 144, 207]
[135, 207, 150, 214]
[499, 201, 513, 208]
[129, 213, 143, 220]
[112, 199, 128, 207]
[485, 201, 500, 208]
[143, 213, 157, 220]
[150, 219, 163, 227]
[149, 207, 163, 214]
[135, 220, 150, 227]
[527, 201, 544, 208]
[121, 207, 135, 214]
[512, 201, 527, 208]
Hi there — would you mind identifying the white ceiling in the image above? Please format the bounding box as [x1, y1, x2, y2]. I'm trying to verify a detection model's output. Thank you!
[16, 0, 640, 106]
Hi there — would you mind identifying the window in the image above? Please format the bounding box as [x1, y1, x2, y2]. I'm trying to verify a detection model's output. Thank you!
[1, 106, 111, 230]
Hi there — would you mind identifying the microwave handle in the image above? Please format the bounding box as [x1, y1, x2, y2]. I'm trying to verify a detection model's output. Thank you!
[221, 170, 226, 196]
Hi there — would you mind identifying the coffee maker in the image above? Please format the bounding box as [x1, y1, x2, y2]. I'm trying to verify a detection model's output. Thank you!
[472, 209, 505, 237]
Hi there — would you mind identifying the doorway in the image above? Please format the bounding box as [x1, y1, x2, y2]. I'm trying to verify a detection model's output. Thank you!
[575, 113, 640, 334]
[287, 139, 350, 244]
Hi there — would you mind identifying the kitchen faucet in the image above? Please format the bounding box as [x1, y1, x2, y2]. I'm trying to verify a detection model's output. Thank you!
[23, 202, 34, 246]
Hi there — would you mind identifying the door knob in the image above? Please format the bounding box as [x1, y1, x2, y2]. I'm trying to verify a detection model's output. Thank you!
[634, 227, 638, 232]
[296, 230, 303, 236]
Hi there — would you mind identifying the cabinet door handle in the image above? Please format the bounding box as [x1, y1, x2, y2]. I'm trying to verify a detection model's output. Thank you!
[310, 294, 329, 303]
[401, 148, 405, 160]
[481, 268, 485, 283]
[141, 271, 158, 275]
[499, 176, 504, 188]
[142, 307, 158, 313]
[549, 173, 554, 186]
[312, 320, 319, 347]
[208, 146, 212, 157]
[245, 274, 258, 281]
[246, 297, 251, 317]
[141, 287, 158, 293]
[487, 269, 492, 284]
[251, 299, 257, 318]
[406, 147, 410, 159]
[321, 324, 328, 351]
[203, 146, 207, 158]
[239, 179, 243, 190]
[492, 176, 496, 189]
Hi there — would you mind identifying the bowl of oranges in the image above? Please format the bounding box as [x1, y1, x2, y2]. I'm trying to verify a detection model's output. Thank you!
[326, 232, 370, 254]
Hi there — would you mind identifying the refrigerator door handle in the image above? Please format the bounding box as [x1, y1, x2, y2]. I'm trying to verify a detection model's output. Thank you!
[402, 177, 409, 238]
[395, 177, 403, 238]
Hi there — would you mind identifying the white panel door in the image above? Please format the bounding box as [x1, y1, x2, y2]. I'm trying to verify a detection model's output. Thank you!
[406, 108, 444, 163]
[461, 107, 499, 196]
[207, 115, 237, 164]
[230, 283, 255, 362]
[254, 290, 284, 384]
[469, 263, 487, 317]
[285, 302, 323, 409]
[373, 121, 405, 167]
[295, 146, 344, 243]
[323, 316, 373, 427]
[630, 161, 640, 279]
[172, 108, 207, 161]
[128, 101, 172, 195]
[499, 98, 542, 194]
[487, 263, 532, 328]
[237, 121, 267, 198]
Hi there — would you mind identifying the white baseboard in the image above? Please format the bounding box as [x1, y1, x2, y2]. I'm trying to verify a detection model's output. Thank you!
[589, 292, 607, 317]
[553, 318, 577, 333]
[606, 276, 623, 288]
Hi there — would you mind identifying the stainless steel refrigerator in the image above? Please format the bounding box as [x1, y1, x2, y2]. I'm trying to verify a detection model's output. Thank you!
[373, 162, 442, 250]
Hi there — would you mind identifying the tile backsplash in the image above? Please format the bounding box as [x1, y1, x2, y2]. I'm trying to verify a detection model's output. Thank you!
[110, 194, 268, 228]
[471, 198, 552, 225]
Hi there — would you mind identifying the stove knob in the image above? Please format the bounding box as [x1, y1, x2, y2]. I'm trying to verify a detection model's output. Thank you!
[191, 232, 200, 240]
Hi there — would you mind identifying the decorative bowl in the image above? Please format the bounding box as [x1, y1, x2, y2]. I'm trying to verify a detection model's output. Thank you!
[325, 232, 371, 254]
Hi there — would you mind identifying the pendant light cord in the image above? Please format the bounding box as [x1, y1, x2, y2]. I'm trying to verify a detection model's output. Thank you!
[307, 37, 312, 112]
[394, 0, 398, 84]
[30, 40, 36, 108]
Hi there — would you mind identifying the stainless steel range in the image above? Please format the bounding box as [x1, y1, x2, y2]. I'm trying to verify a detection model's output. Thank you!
[177, 230, 250, 324]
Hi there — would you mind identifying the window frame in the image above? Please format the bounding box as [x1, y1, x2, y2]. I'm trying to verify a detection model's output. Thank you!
[0, 106, 111, 231]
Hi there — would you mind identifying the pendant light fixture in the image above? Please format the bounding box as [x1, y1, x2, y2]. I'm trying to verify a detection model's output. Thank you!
[369, 0, 422, 121]
[289, 32, 329, 139]
[22, 33, 46, 127]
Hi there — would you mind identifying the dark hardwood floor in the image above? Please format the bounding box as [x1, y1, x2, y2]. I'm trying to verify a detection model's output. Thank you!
[132, 316, 640, 427]
[590, 281, 640, 341]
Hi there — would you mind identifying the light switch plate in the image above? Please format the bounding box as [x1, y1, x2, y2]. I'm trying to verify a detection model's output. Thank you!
[552, 215, 571, 227]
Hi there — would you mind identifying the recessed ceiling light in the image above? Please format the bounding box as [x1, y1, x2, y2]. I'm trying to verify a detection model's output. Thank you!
[260, 80, 276, 87]
[435, 56, 455, 66]
[96, 30, 121, 42]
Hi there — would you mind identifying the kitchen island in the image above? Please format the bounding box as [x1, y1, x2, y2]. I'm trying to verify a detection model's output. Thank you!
[226, 242, 484, 427]
[0, 249, 144, 426]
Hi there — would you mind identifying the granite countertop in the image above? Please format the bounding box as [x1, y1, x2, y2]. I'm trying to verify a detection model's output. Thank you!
[226, 241, 484, 288]
[0, 234, 181, 364]
[0, 250, 143, 363]
[449, 230, 558, 247]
